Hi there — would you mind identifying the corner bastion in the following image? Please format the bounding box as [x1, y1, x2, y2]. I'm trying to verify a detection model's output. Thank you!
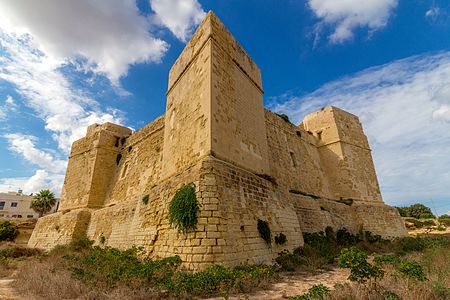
[28, 11, 407, 270]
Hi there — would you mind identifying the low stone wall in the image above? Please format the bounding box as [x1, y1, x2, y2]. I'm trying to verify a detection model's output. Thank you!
[28, 209, 91, 250]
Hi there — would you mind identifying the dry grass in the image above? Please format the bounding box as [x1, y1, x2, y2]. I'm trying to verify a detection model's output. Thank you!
[326, 238, 450, 300]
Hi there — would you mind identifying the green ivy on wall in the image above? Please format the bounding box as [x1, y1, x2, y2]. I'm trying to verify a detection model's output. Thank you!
[168, 184, 200, 233]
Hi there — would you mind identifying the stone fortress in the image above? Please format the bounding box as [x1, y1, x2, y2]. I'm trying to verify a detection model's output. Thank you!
[28, 12, 407, 270]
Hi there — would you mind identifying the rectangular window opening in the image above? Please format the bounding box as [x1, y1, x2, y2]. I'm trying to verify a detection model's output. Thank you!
[289, 151, 297, 168]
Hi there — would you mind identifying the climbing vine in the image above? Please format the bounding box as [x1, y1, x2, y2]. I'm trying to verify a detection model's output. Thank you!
[168, 184, 200, 233]
[257, 219, 272, 244]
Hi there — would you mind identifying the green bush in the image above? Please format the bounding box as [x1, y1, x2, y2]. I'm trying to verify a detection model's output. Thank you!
[142, 194, 149, 205]
[336, 228, 361, 246]
[274, 233, 287, 245]
[364, 231, 385, 244]
[257, 219, 272, 244]
[405, 218, 425, 228]
[398, 261, 426, 281]
[338, 247, 384, 283]
[277, 113, 290, 123]
[396, 204, 434, 219]
[383, 290, 400, 300]
[275, 250, 302, 271]
[69, 235, 94, 251]
[397, 236, 426, 252]
[303, 231, 336, 263]
[374, 254, 401, 266]
[0, 221, 19, 241]
[168, 184, 200, 233]
[291, 284, 330, 300]
[418, 213, 434, 219]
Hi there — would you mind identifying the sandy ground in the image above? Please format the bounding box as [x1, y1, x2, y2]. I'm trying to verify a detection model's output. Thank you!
[207, 268, 350, 300]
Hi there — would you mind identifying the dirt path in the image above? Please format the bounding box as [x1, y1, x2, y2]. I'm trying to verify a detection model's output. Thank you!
[207, 267, 350, 300]
[0, 271, 28, 300]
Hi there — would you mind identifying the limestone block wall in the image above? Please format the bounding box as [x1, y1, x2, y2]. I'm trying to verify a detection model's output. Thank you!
[60, 123, 132, 210]
[264, 110, 332, 197]
[302, 106, 382, 202]
[28, 209, 91, 250]
[84, 155, 302, 270]
[162, 17, 212, 179]
[105, 116, 165, 206]
[209, 13, 270, 175]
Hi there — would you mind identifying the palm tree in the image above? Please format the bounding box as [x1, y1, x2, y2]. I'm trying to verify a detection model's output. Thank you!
[30, 189, 56, 217]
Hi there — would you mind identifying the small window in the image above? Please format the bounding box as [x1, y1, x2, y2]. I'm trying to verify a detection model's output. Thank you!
[27, 215, 34, 218]
[17, 215, 22, 218]
[289, 151, 297, 168]
[0, 201, 5, 209]
[11, 202, 18, 207]
[0, 214, 4, 217]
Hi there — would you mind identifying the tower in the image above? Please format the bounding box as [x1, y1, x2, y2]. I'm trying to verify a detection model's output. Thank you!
[161, 11, 270, 179]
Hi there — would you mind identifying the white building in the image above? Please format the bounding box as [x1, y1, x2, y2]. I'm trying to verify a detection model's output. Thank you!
[0, 190, 59, 220]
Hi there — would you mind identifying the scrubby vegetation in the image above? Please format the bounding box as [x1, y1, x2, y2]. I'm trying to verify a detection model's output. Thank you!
[0, 223, 449, 299]
[0, 236, 276, 299]
[396, 203, 434, 219]
[0, 220, 19, 241]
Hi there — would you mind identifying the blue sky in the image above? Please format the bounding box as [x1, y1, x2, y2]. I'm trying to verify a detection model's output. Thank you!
[0, 0, 449, 215]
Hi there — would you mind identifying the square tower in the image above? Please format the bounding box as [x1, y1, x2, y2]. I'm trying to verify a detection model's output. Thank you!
[162, 12, 270, 178]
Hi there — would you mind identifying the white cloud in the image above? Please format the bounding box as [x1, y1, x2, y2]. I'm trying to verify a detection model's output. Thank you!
[426, 7, 440, 19]
[0, 0, 169, 83]
[269, 51, 450, 207]
[150, 0, 206, 42]
[4, 134, 67, 173]
[23, 170, 64, 195]
[0, 95, 17, 120]
[0, 170, 64, 195]
[0, 33, 125, 152]
[308, 0, 398, 43]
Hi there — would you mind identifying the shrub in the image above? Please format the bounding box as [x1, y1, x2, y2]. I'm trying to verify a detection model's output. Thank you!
[142, 194, 149, 205]
[168, 184, 200, 233]
[405, 218, 425, 228]
[277, 113, 290, 123]
[396, 203, 434, 219]
[291, 284, 330, 300]
[274, 233, 287, 245]
[418, 213, 434, 219]
[303, 231, 337, 263]
[257, 219, 271, 244]
[336, 228, 361, 246]
[0, 221, 19, 241]
[275, 250, 302, 271]
[398, 261, 426, 281]
[383, 290, 400, 300]
[374, 254, 401, 266]
[338, 247, 384, 282]
[397, 236, 426, 252]
[364, 231, 385, 244]
[69, 235, 94, 251]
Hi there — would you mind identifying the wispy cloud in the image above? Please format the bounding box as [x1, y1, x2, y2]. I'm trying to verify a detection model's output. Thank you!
[308, 0, 398, 43]
[3, 134, 67, 173]
[269, 51, 450, 208]
[150, 0, 206, 42]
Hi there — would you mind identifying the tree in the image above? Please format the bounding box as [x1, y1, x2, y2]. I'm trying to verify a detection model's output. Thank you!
[30, 189, 56, 217]
[395, 203, 434, 219]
